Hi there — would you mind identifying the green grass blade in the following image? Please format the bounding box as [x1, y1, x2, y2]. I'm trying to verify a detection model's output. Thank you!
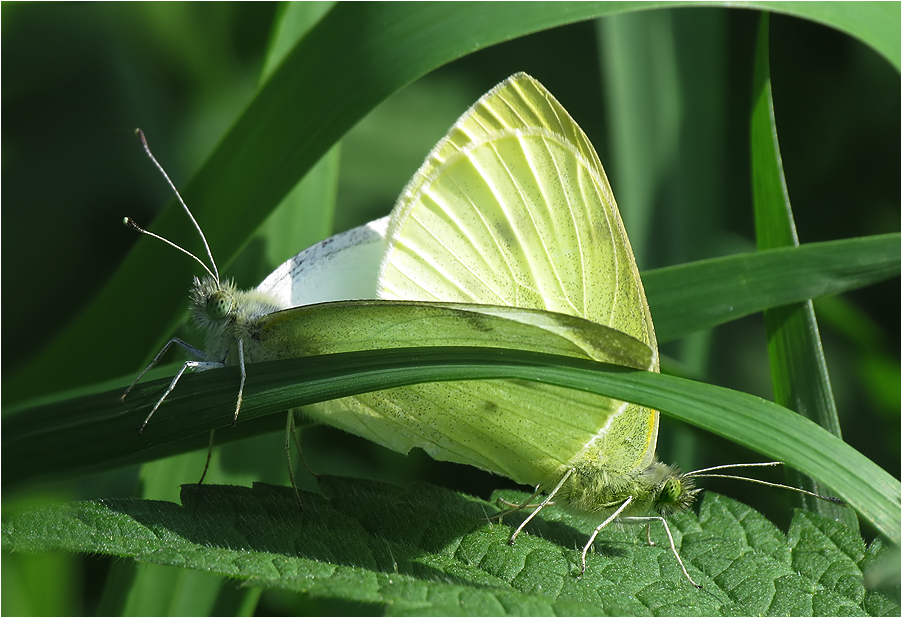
[750, 15, 855, 527]
[598, 8, 683, 265]
[645, 234, 900, 342]
[5, 343, 898, 544]
[749, 0, 900, 70]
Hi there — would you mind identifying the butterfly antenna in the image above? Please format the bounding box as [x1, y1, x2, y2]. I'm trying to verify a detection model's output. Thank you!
[686, 462, 846, 506]
[131, 128, 220, 283]
[123, 217, 216, 281]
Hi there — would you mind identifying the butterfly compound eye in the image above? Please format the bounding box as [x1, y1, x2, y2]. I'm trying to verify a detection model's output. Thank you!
[206, 291, 232, 319]
[658, 477, 683, 508]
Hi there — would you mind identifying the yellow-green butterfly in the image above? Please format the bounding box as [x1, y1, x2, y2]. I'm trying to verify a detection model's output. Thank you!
[302, 71, 708, 582]
[125, 73, 837, 587]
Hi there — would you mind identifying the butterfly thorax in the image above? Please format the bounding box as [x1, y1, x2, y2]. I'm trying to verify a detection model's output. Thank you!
[190, 276, 286, 364]
[554, 459, 700, 518]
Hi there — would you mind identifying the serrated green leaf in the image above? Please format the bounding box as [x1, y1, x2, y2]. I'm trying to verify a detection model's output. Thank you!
[2, 480, 895, 616]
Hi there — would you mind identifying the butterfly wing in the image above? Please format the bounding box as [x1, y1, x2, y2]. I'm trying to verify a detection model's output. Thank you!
[257, 217, 389, 307]
[300, 73, 659, 488]
[380, 74, 655, 347]
[259, 298, 656, 482]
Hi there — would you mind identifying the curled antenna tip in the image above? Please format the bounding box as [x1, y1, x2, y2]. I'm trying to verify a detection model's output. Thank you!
[135, 129, 152, 157]
[123, 217, 148, 234]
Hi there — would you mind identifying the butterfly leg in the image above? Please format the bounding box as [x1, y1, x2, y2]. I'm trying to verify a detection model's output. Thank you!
[580, 496, 633, 575]
[620, 515, 700, 588]
[284, 410, 317, 512]
[198, 429, 216, 484]
[232, 339, 246, 424]
[287, 411, 318, 477]
[508, 468, 573, 544]
[137, 356, 226, 434]
[492, 485, 543, 523]
[122, 337, 205, 403]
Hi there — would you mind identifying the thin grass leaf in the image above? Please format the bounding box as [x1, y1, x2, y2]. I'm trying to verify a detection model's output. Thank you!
[645, 235, 898, 343]
[5, 336, 899, 545]
[751, 0, 900, 69]
[750, 15, 855, 528]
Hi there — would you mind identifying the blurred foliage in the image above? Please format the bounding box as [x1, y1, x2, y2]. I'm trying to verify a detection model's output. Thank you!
[2, 3, 898, 616]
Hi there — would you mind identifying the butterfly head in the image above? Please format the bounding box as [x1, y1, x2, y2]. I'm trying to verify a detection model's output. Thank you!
[651, 466, 701, 516]
[190, 276, 239, 331]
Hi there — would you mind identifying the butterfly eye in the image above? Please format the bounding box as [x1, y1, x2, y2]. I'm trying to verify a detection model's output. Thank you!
[206, 291, 232, 319]
[658, 477, 683, 507]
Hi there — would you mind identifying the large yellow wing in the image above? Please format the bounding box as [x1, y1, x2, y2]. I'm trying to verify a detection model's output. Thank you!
[298, 73, 659, 488]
